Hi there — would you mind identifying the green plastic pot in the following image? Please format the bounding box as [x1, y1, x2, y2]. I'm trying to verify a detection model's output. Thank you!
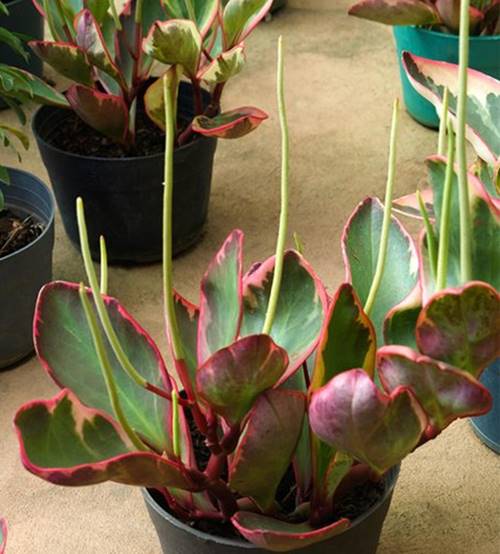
[393, 26, 500, 128]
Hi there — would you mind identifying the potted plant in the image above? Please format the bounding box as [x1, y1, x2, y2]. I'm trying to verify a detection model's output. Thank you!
[14, 26, 500, 551]
[348, 0, 499, 127]
[395, 36, 499, 451]
[0, 20, 55, 369]
[2, 0, 272, 264]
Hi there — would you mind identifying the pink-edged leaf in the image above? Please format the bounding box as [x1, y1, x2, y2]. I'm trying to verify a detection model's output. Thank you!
[197, 335, 289, 425]
[199, 44, 246, 85]
[197, 230, 243, 365]
[142, 19, 202, 77]
[66, 85, 129, 143]
[309, 369, 426, 474]
[0, 518, 6, 554]
[223, 0, 273, 47]
[378, 346, 492, 435]
[383, 284, 422, 349]
[173, 292, 199, 389]
[348, 0, 439, 25]
[34, 281, 173, 454]
[29, 41, 93, 86]
[416, 282, 500, 377]
[75, 9, 121, 82]
[192, 107, 268, 139]
[311, 283, 376, 390]
[434, 1, 485, 33]
[14, 390, 197, 490]
[309, 283, 375, 505]
[241, 251, 328, 384]
[229, 390, 306, 512]
[231, 511, 350, 552]
[342, 197, 419, 345]
[393, 188, 434, 220]
[402, 52, 500, 165]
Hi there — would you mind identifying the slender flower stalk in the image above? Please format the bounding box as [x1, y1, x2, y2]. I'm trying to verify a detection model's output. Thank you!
[78, 284, 147, 452]
[456, 0, 472, 283]
[364, 99, 400, 316]
[417, 190, 437, 281]
[263, 36, 289, 335]
[99, 236, 108, 296]
[437, 88, 449, 156]
[436, 122, 456, 290]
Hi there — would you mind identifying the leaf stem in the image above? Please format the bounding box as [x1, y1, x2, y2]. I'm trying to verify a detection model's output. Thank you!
[417, 190, 437, 281]
[78, 283, 148, 452]
[436, 122, 456, 291]
[364, 99, 400, 317]
[437, 87, 449, 156]
[172, 390, 181, 458]
[456, 0, 472, 283]
[185, 0, 197, 22]
[110, 0, 122, 30]
[135, 0, 144, 23]
[99, 236, 108, 295]
[77, 198, 147, 389]
[262, 36, 289, 336]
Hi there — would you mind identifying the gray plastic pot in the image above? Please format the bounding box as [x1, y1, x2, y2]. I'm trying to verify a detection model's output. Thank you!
[143, 466, 399, 554]
[0, 168, 55, 368]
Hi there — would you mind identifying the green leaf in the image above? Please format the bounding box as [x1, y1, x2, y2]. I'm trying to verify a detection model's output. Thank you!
[403, 52, 500, 165]
[66, 85, 129, 143]
[197, 335, 288, 425]
[383, 285, 422, 349]
[229, 390, 305, 512]
[198, 230, 243, 365]
[143, 20, 202, 77]
[164, 0, 218, 36]
[378, 346, 492, 433]
[231, 511, 350, 552]
[15, 389, 196, 489]
[348, 0, 440, 25]
[223, 0, 273, 47]
[29, 41, 93, 86]
[342, 197, 419, 345]
[241, 251, 328, 384]
[309, 369, 426, 474]
[200, 45, 245, 85]
[173, 292, 199, 391]
[192, 107, 268, 139]
[416, 282, 500, 377]
[34, 282, 173, 454]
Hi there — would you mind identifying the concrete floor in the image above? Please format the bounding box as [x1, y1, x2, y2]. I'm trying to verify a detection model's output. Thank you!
[0, 1, 499, 552]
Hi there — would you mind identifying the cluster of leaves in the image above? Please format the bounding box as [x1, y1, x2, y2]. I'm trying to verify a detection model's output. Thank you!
[3, 0, 272, 148]
[349, 0, 500, 35]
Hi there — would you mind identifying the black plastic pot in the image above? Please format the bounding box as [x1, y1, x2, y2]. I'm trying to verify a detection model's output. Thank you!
[0, 168, 55, 369]
[33, 83, 217, 264]
[143, 467, 399, 554]
[0, 0, 44, 76]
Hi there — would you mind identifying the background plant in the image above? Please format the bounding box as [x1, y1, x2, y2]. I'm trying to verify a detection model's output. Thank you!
[13, 17, 500, 554]
[0, 0, 272, 149]
[348, 0, 499, 35]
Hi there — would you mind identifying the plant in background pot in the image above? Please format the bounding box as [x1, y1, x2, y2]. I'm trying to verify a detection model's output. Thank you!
[348, 0, 500, 127]
[394, 37, 500, 451]
[14, 32, 500, 553]
[0, 17, 55, 369]
[6, 0, 272, 263]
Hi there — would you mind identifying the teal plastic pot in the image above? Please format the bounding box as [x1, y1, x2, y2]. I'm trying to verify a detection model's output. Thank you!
[393, 27, 500, 128]
[470, 359, 500, 454]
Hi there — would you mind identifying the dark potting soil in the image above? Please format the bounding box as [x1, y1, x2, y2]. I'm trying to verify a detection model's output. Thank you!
[156, 410, 387, 541]
[46, 109, 188, 158]
[0, 209, 44, 258]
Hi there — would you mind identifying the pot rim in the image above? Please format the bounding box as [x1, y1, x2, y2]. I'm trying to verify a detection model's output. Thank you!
[31, 99, 213, 165]
[400, 25, 500, 42]
[0, 167, 55, 263]
[143, 465, 400, 550]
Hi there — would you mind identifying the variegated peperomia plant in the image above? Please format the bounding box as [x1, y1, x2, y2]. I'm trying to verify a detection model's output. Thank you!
[14, 35, 500, 554]
[0, 0, 272, 148]
[349, 0, 500, 35]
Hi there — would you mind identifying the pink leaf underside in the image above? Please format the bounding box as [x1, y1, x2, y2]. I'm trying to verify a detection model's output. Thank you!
[231, 511, 350, 552]
[393, 188, 435, 220]
[192, 107, 268, 139]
